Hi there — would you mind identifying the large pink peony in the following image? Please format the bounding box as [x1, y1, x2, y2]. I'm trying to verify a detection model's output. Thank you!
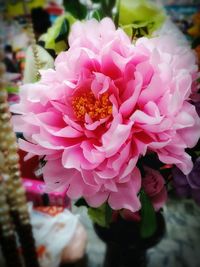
[12, 18, 200, 212]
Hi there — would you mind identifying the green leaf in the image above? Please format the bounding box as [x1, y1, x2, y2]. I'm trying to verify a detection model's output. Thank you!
[42, 13, 76, 54]
[195, 150, 200, 156]
[107, 0, 116, 9]
[6, 86, 19, 94]
[90, 9, 104, 20]
[101, 0, 116, 17]
[63, 0, 87, 20]
[55, 19, 69, 43]
[105, 203, 112, 225]
[119, 0, 166, 37]
[140, 190, 157, 238]
[192, 36, 200, 49]
[88, 203, 112, 227]
[114, 0, 120, 27]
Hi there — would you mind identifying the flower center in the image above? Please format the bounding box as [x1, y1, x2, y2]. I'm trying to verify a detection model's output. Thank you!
[72, 91, 112, 121]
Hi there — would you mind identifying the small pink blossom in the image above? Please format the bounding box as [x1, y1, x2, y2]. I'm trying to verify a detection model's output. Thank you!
[120, 210, 141, 222]
[12, 18, 200, 212]
[142, 167, 167, 211]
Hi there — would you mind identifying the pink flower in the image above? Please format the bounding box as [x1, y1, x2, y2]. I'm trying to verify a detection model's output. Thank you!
[12, 18, 200, 212]
[142, 167, 167, 211]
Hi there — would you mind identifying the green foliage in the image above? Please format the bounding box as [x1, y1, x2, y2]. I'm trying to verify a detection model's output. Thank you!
[101, 0, 116, 17]
[75, 198, 112, 227]
[63, 0, 87, 20]
[195, 151, 200, 156]
[6, 86, 19, 94]
[119, 0, 166, 37]
[90, 9, 104, 20]
[63, 0, 117, 24]
[192, 36, 200, 49]
[75, 198, 89, 208]
[41, 13, 76, 55]
[55, 19, 69, 43]
[88, 203, 112, 227]
[140, 153, 164, 171]
[114, 0, 120, 27]
[140, 190, 157, 238]
[91, 0, 102, 2]
[90, 0, 117, 20]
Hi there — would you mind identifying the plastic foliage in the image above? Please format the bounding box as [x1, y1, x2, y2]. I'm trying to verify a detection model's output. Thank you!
[41, 13, 76, 55]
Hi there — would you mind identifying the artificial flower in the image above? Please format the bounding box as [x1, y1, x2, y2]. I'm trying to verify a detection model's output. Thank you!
[12, 18, 200, 212]
[142, 167, 167, 211]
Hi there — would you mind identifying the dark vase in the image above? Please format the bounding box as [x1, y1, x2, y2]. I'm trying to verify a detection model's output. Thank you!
[94, 212, 165, 267]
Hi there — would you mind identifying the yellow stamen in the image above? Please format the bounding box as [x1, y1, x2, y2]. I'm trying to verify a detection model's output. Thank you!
[72, 92, 112, 121]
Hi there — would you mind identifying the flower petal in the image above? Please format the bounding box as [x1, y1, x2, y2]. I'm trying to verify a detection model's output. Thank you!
[108, 168, 141, 212]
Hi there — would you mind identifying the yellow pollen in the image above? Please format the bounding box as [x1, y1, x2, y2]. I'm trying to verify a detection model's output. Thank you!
[72, 92, 112, 121]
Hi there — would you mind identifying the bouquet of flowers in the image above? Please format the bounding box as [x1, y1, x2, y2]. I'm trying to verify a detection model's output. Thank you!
[12, 0, 200, 238]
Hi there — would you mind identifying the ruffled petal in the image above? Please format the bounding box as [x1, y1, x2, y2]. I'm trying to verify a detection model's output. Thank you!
[108, 168, 141, 212]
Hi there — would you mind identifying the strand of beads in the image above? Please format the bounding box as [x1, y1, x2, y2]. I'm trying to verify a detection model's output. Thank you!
[0, 50, 23, 267]
[0, 172, 23, 267]
[0, 50, 40, 267]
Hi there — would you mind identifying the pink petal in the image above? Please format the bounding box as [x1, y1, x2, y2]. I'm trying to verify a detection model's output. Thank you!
[85, 191, 109, 207]
[96, 168, 118, 179]
[67, 172, 99, 198]
[99, 115, 133, 157]
[108, 142, 131, 172]
[136, 61, 153, 85]
[63, 115, 83, 132]
[54, 126, 83, 138]
[130, 110, 163, 124]
[18, 139, 55, 156]
[119, 157, 138, 180]
[108, 168, 141, 212]
[84, 117, 108, 131]
[91, 72, 110, 97]
[158, 150, 193, 175]
[62, 145, 98, 171]
[81, 141, 105, 164]
[43, 159, 75, 192]
[177, 103, 200, 148]
[81, 169, 99, 187]
[151, 187, 168, 211]
[138, 74, 165, 105]
[119, 71, 143, 117]
[11, 115, 39, 134]
[104, 180, 118, 192]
